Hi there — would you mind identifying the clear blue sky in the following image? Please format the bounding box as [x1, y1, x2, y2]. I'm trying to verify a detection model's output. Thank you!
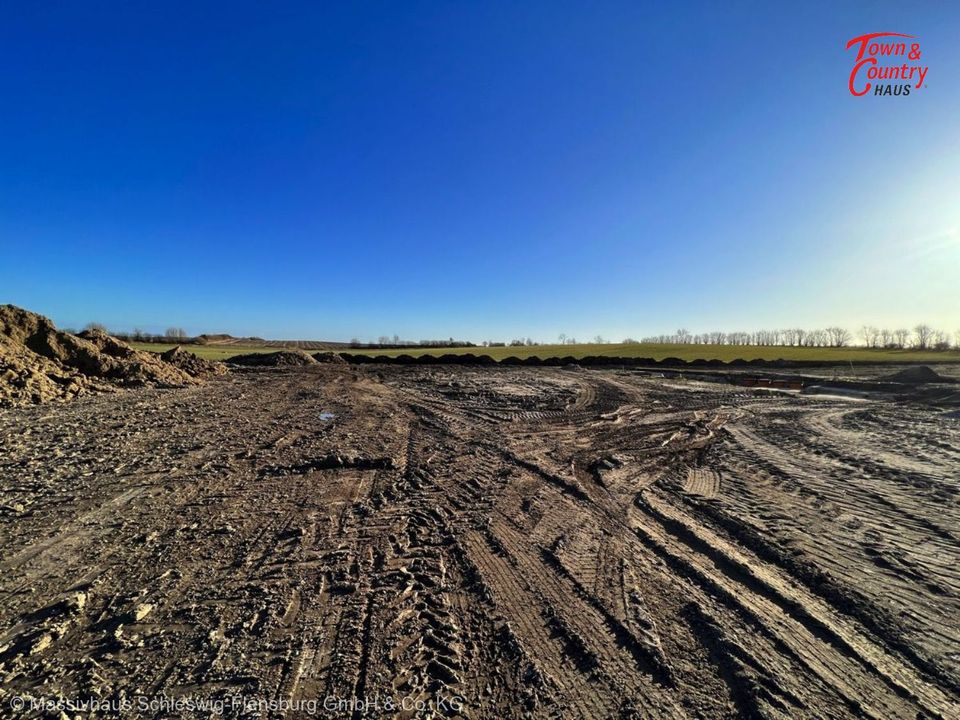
[1, 2, 957, 342]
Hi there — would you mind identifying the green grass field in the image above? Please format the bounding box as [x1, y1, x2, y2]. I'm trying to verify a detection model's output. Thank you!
[129, 343, 287, 360]
[131, 341, 960, 364]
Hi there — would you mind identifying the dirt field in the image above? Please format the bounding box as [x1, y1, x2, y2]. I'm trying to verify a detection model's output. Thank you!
[1, 365, 958, 718]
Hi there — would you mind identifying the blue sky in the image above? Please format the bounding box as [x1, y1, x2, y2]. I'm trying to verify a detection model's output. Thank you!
[1, 2, 957, 342]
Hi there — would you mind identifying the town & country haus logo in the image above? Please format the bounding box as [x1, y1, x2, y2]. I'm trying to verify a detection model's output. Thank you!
[846, 32, 928, 96]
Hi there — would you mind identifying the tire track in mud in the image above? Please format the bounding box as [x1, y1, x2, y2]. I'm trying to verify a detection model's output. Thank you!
[716, 421, 960, 690]
[682, 467, 721, 498]
[1, 365, 958, 718]
[632, 490, 957, 716]
[395, 369, 958, 718]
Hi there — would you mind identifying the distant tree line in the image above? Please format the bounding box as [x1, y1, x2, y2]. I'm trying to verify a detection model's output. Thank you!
[89, 324, 196, 344]
[635, 324, 956, 350]
[349, 336, 478, 350]
[346, 337, 545, 349]
[80, 322, 960, 352]
[505, 338, 539, 347]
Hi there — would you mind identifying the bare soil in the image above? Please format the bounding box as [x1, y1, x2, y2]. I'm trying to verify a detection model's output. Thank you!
[1, 365, 958, 718]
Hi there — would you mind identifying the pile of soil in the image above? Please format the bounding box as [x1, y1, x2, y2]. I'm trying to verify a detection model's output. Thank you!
[0, 305, 221, 407]
[226, 350, 317, 367]
[160, 346, 228, 378]
[0, 334, 95, 406]
[313, 351, 347, 364]
[882, 366, 953, 384]
[72, 329, 204, 388]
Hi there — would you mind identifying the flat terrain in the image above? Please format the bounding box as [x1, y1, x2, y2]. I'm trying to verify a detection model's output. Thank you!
[347, 343, 960, 363]
[129, 341, 960, 364]
[1, 366, 958, 718]
[129, 342, 293, 361]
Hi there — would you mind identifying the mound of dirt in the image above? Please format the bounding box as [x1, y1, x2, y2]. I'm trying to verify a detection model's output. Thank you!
[0, 305, 219, 407]
[226, 350, 317, 367]
[195, 333, 234, 344]
[74, 329, 203, 387]
[313, 351, 347, 364]
[0, 336, 100, 406]
[882, 366, 953, 384]
[160, 346, 228, 378]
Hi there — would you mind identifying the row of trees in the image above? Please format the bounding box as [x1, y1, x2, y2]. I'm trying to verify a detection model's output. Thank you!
[859, 325, 954, 350]
[636, 324, 956, 350]
[87, 324, 192, 344]
[546, 326, 956, 350]
[349, 337, 477, 349]
[351, 337, 544, 349]
[639, 328, 854, 347]
[120, 328, 189, 342]
[82, 322, 959, 351]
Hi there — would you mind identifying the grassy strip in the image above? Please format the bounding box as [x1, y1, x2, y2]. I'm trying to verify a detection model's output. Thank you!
[130, 341, 960, 364]
[128, 342, 284, 360]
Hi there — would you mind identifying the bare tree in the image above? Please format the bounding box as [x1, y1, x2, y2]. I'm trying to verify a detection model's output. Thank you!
[165, 327, 187, 341]
[913, 324, 933, 350]
[932, 329, 950, 350]
[892, 328, 909, 348]
[824, 327, 850, 347]
[84, 322, 108, 333]
[755, 329, 778, 346]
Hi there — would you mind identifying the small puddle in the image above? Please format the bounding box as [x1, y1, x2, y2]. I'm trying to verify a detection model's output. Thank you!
[319, 411, 336, 421]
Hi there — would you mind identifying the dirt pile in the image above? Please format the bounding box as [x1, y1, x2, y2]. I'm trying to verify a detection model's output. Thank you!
[882, 365, 953, 384]
[226, 349, 317, 366]
[0, 305, 221, 407]
[313, 351, 347, 364]
[195, 333, 233, 344]
[73, 329, 205, 387]
[0, 334, 97, 406]
[160, 346, 228, 378]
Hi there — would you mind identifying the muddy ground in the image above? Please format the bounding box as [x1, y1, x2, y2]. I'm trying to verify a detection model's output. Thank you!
[0, 365, 958, 719]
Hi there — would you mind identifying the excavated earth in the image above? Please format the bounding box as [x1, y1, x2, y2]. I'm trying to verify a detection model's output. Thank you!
[0, 365, 958, 719]
[0, 305, 224, 408]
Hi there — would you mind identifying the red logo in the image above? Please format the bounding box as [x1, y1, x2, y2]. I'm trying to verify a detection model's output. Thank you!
[846, 33, 928, 96]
